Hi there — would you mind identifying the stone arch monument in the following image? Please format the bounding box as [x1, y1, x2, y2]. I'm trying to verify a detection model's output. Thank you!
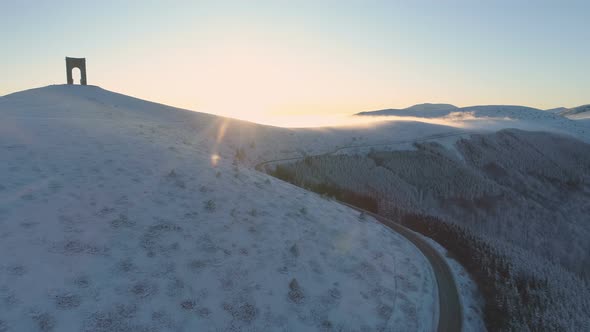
[65, 57, 87, 85]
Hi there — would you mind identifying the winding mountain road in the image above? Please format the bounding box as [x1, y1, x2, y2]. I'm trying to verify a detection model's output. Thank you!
[343, 204, 462, 332]
[255, 132, 465, 332]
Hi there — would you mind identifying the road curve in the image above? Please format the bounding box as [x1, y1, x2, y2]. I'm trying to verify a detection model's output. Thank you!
[254, 134, 464, 332]
[342, 203, 462, 332]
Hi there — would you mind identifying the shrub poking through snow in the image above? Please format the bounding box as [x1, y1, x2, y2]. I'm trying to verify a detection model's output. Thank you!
[234, 148, 246, 163]
[180, 300, 195, 310]
[288, 278, 305, 304]
[204, 200, 216, 212]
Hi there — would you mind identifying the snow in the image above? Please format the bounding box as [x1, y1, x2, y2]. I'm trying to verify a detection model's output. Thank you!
[545, 107, 568, 114]
[356, 104, 590, 144]
[270, 127, 590, 330]
[569, 111, 590, 119]
[422, 237, 486, 332]
[5, 84, 586, 330]
[559, 104, 590, 117]
[0, 85, 437, 331]
[356, 103, 458, 116]
[404, 103, 458, 112]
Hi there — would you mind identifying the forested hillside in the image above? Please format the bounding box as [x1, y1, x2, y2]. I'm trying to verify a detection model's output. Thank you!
[268, 129, 590, 331]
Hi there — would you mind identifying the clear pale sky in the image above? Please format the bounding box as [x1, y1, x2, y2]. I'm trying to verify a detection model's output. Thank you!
[1, 1, 589, 124]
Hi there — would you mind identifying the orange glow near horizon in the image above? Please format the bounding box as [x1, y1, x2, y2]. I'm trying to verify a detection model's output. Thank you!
[3, 2, 590, 124]
[27, 18, 584, 128]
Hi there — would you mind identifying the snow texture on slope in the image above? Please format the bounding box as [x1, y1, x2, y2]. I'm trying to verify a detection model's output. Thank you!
[0, 85, 436, 331]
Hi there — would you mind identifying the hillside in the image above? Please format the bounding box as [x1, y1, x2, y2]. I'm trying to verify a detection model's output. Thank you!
[266, 129, 590, 330]
[0, 85, 438, 331]
[561, 104, 590, 119]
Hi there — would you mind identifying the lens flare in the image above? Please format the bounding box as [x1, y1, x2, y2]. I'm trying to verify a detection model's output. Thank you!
[211, 154, 221, 167]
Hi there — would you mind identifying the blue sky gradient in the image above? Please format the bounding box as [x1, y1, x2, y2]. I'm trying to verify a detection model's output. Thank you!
[1, 1, 589, 120]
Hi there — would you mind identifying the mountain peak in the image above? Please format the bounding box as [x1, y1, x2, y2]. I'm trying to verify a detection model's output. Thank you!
[404, 103, 458, 111]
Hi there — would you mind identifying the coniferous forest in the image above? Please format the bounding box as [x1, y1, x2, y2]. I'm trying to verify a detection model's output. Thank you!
[268, 129, 590, 331]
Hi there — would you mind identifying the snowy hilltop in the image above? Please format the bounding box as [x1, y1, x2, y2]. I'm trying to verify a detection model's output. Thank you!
[0, 85, 438, 331]
[4, 85, 587, 331]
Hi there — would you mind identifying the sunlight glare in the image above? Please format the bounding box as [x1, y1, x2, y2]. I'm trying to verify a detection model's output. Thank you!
[211, 154, 221, 167]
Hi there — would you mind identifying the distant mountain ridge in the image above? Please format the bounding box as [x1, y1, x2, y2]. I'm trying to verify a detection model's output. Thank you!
[356, 103, 542, 117]
[357, 103, 590, 119]
[545, 107, 569, 114]
[355, 103, 590, 121]
[558, 104, 590, 117]
[357, 103, 458, 116]
[405, 103, 458, 111]
[356, 103, 546, 120]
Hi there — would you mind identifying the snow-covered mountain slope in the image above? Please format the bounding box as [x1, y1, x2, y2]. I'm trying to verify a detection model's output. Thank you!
[545, 107, 568, 114]
[356, 103, 590, 143]
[404, 103, 458, 112]
[358, 104, 546, 120]
[356, 103, 458, 117]
[269, 129, 590, 330]
[559, 104, 590, 118]
[0, 86, 471, 167]
[0, 85, 437, 331]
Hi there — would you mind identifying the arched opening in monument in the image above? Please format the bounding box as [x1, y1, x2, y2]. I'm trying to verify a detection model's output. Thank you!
[72, 67, 81, 85]
[65, 57, 87, 85]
